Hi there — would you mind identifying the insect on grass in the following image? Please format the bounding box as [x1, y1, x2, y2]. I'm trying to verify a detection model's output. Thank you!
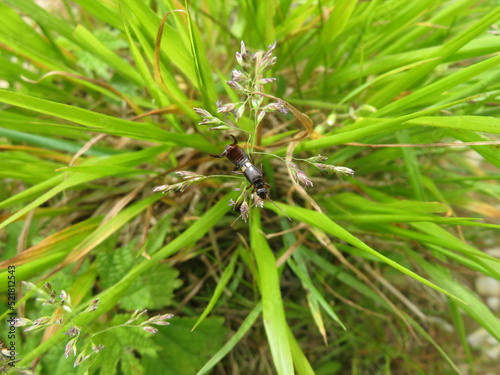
[210, 135, 291, 222]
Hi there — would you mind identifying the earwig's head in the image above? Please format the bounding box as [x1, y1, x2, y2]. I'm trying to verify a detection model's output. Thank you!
[256, 187, 268, 200]
[209, 135, 240, 159]
[222, 143, 237, 156]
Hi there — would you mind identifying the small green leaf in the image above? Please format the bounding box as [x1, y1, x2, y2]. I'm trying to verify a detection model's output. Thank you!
[121, 264, 182, 310]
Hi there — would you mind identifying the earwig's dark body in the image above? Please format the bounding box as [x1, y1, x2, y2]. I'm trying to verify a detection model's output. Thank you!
[210, 135, 268, 199]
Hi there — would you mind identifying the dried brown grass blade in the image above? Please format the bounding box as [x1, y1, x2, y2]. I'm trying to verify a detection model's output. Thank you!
[253, 92, 322, 147]
[154, 10, 187, 97]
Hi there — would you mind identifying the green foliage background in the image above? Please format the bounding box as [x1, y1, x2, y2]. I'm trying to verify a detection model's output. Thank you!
[0, 0, 499, 374]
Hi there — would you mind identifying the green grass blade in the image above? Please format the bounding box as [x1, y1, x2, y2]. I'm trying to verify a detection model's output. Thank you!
[119, 0, 197, 84]
[0, 146, 165, 229]
[196, 303, 263, 375]
[186, 4, 218, 110]
[381, 0, 479, 56]
[408, 249, 500, 342]
[72, 25, 144, 85]
[250, 209, 294, 375]
[0, 90, 213, 150]
[287, 257, 345, 330]
[56, 194, 162, 269]
[191, 250, 239, 331]
[287, 322, 315, 375]
[368, 7, 500, 108]
[71, 0, 122, 29]
[287, 95, 489, 153]
[376, 54, 500, 116]
[396, 130, 426, 201]
[119, 2, 168, 107]
[406, 315, 464, 374]
[407, 115, 500, 134]
[449, 300, 475, 373]
[265, 203, 466, 304]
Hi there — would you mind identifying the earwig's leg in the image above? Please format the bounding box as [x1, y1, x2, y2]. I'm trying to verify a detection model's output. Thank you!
[209, 153, 225, 158]
[228, 134, 238, 145]
[264, 183, 271, 189]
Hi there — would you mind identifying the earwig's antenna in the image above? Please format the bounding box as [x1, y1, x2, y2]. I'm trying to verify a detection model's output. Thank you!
[266, 196, 292, 221]
[230, 202, 255, 227]
[230, 215, 242, 227]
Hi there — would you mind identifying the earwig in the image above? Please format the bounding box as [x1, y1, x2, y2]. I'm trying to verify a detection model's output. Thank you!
[210, 135, 268, 198]
[210, 135, 291, 221]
